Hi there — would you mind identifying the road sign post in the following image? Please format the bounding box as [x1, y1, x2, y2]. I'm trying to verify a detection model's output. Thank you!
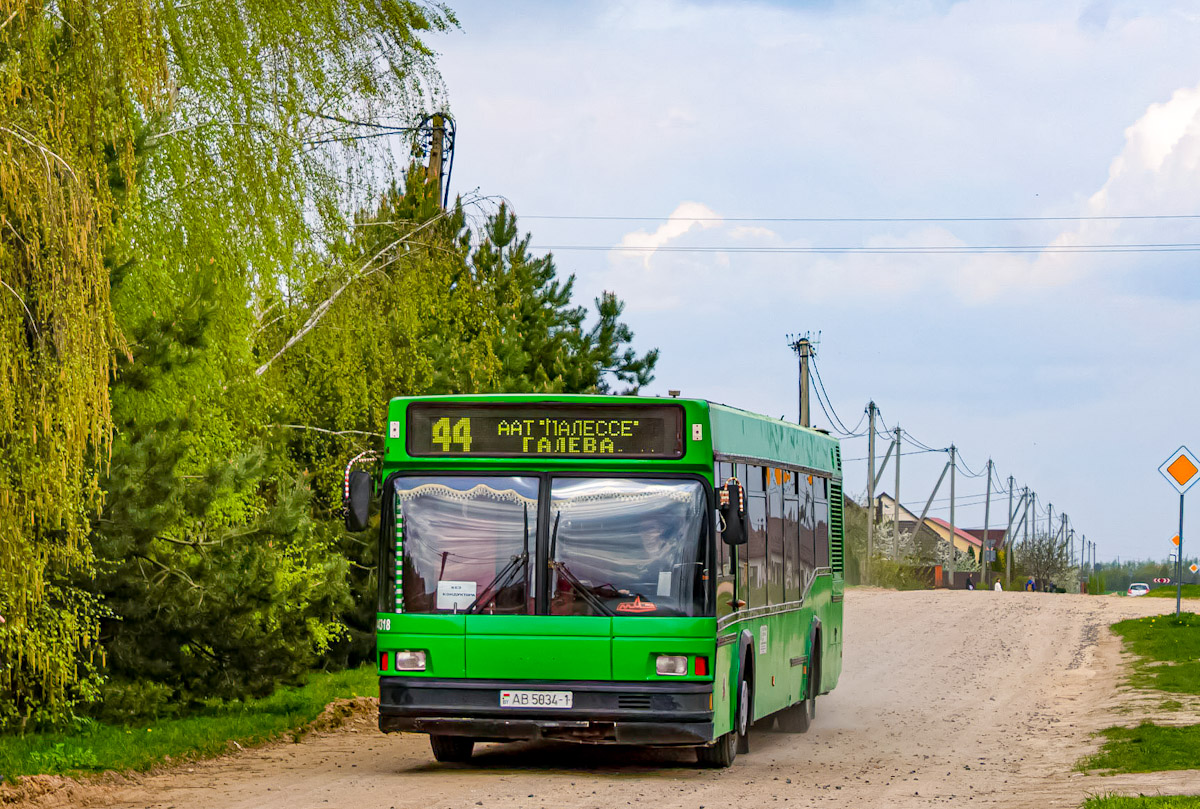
[1159, 446, 1200, 617]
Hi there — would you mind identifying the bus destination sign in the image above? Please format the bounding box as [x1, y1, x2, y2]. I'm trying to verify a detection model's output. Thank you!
[406, 403, 685, 458]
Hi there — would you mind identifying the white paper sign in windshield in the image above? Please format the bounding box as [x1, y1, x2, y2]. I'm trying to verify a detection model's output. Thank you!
[436, 580, 477, 611]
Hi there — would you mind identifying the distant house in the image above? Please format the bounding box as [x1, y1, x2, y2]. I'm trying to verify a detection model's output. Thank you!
[964, 528, 1011, 550]
[874, 493, 1008, 558]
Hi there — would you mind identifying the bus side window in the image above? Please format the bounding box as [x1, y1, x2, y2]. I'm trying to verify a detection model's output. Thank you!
[767, 469, 784, 605]
[799, 475, 817, 569]
[815, 478, 831, 569]
[735, 464, 752, 608]
[784, 479, 800, 600]
[746, 466, 767, 609]
[715, 464, 735, 617]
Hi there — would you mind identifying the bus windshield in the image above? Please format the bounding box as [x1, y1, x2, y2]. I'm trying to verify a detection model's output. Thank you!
[396, 476, 539, 615]
[548, 478, 707, 617]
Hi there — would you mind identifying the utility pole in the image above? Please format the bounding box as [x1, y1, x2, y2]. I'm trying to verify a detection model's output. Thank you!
[948, 445, 957, 587]
[1006, 477, 1015, 587]
[1071, 528, 1077, 588]
[914, 459, 952, 585]
[428, 114, 445, 209]
[1023, 489, 1031, 585]
[982, 460, 993, 588]
[894, 426, 902, 562]
[866, 401, 877, 585]
[787, 335, 815, 427]
[1047, 503, 1053, 545]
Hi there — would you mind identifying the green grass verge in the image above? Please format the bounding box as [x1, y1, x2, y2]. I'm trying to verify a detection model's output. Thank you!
[1110, 613, 1200, 696]
[1079, 723, 1200, 773]
[1083, 796, 1200, 808]
[1144, 585, 1200, 599]
[0, 666, 376, 781]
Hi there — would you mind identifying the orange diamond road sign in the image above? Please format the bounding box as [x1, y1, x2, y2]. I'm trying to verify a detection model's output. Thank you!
[1172, 534, 1181, 546]
[1192, 564, 1199, 574]
[1159, 446, 1200, 494]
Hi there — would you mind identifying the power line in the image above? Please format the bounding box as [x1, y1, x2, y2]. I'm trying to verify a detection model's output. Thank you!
[810, 358, 864, 437]
[900, 430, 944, 454]
[954, 451, 987, 478]
[530, 242, 1200, 255]
[844, 448, 941, 462]
[521, 213, 1200, 223]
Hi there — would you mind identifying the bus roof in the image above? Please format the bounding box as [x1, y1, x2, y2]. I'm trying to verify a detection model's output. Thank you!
[707, 402, 842, 479]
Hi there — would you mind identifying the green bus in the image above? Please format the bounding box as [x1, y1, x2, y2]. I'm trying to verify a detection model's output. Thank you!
[343, 394, 845, 767]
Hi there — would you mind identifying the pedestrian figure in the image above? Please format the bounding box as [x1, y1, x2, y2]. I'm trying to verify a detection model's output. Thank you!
[966, 577, 974, 590]
[1025, 577, 1035, 592]
[993, 580, 1002, 591]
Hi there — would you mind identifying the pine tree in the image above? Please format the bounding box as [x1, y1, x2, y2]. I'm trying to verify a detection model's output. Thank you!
[90, 259, 348, 719]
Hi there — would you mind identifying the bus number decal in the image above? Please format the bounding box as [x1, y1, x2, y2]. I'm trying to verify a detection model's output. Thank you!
[759, 624, 769, 654]
[431, 417, 472, 452]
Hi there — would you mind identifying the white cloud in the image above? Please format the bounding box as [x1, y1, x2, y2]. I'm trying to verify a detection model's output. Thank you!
[615, 201, 723, 267]
[437, 0, 1200, 562]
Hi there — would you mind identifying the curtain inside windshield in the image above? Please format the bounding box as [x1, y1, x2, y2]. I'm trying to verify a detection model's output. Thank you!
[548, 478, 707, 617]
[396, 476, 538, 614]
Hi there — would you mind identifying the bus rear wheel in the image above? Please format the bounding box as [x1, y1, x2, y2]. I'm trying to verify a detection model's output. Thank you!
[779, 652, 818, 733]
[430, 734, 474, 763]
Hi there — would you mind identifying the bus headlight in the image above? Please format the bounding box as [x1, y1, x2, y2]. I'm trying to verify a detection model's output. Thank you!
[394, 650, 427, 671]
[655, 655, 688, 676]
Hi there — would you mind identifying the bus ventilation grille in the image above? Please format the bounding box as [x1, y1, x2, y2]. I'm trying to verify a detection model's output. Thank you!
[618, 695, 653, 710]
[833, 444, 842, 472]
[829, 480, 845, 574]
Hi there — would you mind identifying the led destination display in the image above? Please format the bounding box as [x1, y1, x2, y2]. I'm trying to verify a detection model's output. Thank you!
[406, 403, 685, 458]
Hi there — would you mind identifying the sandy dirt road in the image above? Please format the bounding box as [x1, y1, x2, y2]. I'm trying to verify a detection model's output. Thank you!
[36, 590, 1200, 808]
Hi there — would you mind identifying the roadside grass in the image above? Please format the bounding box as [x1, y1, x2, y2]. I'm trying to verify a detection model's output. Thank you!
[1079, 723, 1200, 773]
[1145, 585, 1200, 599]
[1079, 613, 1200, 776]
[0, 666, 376, 781]
[1111, 613, 1200, 696]
[1083, 796, 1200, 808]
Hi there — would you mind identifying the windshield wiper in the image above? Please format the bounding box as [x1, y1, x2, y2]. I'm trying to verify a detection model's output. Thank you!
[547, 510, 615, 617]
[465, 504, 529, 614]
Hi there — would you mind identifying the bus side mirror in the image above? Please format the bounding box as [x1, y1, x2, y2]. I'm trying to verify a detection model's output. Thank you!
[345, 470, 373, 532]
[718, 479, 747, 546]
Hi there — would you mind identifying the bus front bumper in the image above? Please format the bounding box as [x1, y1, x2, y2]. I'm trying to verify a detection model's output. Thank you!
[379, 676, 714, 746]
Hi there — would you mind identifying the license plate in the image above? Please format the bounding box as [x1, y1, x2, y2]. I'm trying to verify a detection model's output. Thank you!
[499, 690, 573, 709]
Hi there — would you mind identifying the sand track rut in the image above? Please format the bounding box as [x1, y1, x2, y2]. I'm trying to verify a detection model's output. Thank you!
[23, 590, 1200, 808]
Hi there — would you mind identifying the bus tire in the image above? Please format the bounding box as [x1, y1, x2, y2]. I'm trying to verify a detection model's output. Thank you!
[735, 672, 752, 754]
[808, 646, 820, 721]
[779, 647, 819, 733]
[696, 727, 737, 768]
[777, 701, 810, 733]
[430, 734, 474, 763]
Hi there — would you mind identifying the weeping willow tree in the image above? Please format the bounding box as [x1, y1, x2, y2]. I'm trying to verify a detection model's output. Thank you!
[1, 0, 455, 730]
[0, 0, 168, 731]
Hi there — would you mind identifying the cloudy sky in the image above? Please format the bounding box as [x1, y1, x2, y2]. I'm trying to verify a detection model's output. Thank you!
[426, 0, 1200, 565]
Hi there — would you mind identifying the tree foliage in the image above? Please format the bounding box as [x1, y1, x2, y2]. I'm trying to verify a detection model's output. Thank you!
[268, 172, 658, 665]
[0, 0, 169, 732]
[1014, 530, 1072, 588]
[2, 0, 660, 729]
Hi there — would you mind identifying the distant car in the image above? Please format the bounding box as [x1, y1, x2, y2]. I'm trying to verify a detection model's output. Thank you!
[1127, 583, 1150, 597]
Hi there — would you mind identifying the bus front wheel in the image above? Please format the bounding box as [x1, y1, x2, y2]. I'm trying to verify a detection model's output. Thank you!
[697, 674, 749, 768]
[430, 734, 474, 763]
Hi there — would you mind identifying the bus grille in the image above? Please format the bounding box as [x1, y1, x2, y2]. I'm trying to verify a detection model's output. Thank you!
[829, 480, 844, 574]
[618, 695, 653, 710]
